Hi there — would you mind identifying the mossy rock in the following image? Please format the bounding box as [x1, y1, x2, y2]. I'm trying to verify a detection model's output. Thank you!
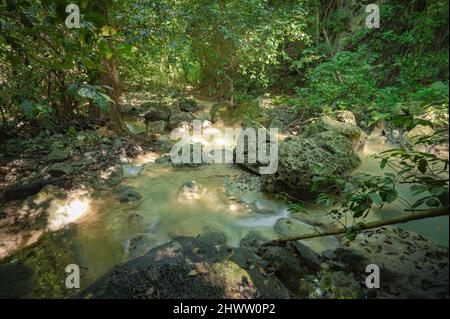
[319, 271, 365, 299]
[304, 115, 366, 151]
[6, 233, 79, 298]
[141, 102, 171, 121]
[178, 98, 201, 113]
[79, 237, 292, 299]
[261, 130, 361, 199]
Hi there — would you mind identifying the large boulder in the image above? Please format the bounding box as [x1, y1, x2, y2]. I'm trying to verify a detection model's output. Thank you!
[402, 124, 449, 159]
[79, 237, 290, 299]
[303, 115, 366, 151]
[321, 226, 449, 299]
[125, 233, 170, 259]
[146, 120, 167, 134]
[142, 102, 171, 122]
[178, 98, 201, 113]
[261, 130, 361, 199]
[168, 113, 194, 130]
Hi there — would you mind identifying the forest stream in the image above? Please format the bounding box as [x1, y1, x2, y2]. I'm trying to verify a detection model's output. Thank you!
[28, 109, 445, 295]
[1, 1, 448, 301]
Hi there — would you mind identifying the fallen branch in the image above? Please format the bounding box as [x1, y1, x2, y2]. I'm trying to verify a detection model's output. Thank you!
[1, 177, 70, 201]
[262, 207, 449, 247]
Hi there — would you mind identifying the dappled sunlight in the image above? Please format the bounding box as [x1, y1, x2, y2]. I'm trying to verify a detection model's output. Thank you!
[132, 152, 160, 165]
[47, 197, 91, 232]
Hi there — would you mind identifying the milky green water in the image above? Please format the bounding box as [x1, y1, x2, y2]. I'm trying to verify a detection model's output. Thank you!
[72, 162, 287, 287]
[355, 141, 449, 247]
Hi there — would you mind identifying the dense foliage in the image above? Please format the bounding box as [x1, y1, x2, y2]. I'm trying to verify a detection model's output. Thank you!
[1, 0, 448, 129]
[0, 1, 448, 223]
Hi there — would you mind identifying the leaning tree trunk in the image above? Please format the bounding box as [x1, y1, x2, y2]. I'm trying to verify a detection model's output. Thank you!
[99, 58, 129, 134]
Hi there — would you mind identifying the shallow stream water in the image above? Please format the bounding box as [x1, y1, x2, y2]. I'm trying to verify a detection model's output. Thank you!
[21, 107, 448, 293]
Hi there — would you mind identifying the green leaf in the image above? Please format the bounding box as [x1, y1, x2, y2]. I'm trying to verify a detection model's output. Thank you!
[119, 43, 138, 57]
[345, 227, 358, 241]
[67, 126, 77, 137]
[418, 159, 428, 174]
[412, 198, 426, 209]
[98, 38, 113, 60]
[380, 159, 388, 170]
[430, 186, 446, 197]
[426, 198, 441, 208]
[368, 192, 383, 205]
[78, 87, 96, 99]
[385, 190, 398, 203]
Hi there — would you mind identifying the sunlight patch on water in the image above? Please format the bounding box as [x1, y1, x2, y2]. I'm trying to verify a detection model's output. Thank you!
[47, 197, 91, 232]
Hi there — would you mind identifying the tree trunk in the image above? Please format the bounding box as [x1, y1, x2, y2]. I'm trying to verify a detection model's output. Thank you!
[99, 58, 129, 134]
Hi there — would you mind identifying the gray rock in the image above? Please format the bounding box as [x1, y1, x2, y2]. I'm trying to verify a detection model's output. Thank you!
[326, 247, 369, 272]
[325, 271, 365, 299]
[119, 187, 142, 203]
[168, 113, 194, 130]
[125, 233, 170, 259]
[260, 245, 306, 293]
[146, 120, 167, 134]
[402, 124, 449, 159]
[121, 165, 143, 178]
[80, 237, 286, 299]
[178, 98, 200, 113]
[142, 102, 171, 121]
[262, 129, 361, 198]
[48, 163, 74, 177]
[250, 199, 278, 214]
[239, 231, 270, 250]
[274, 218, 315, 237]
[293, 241, 321, 272]
[198, 226, 228, 245]
[335, 110, 357, 125]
